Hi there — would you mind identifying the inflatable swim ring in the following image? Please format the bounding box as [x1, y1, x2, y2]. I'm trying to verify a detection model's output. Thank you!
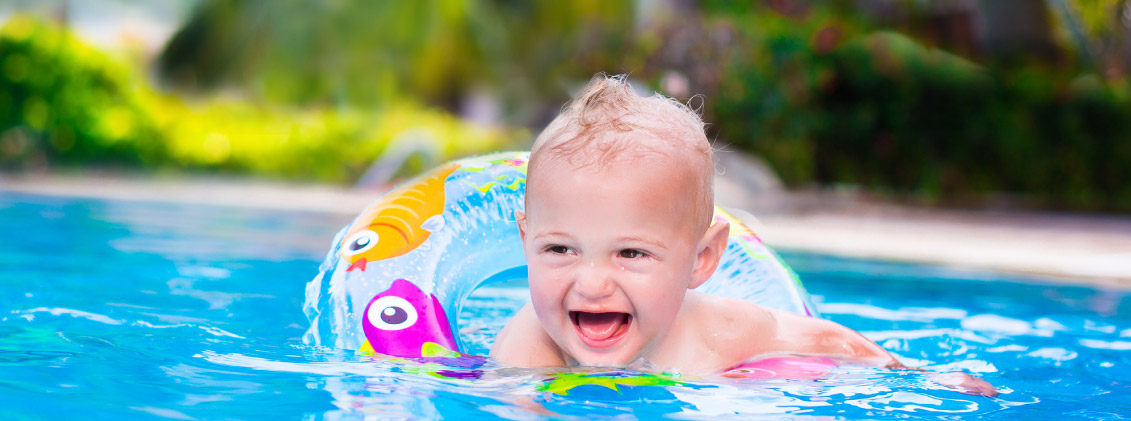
[302, 151, 824, 377]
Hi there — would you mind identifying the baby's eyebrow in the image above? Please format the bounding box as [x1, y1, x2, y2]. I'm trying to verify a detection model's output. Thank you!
[619, 236, 668, 250]
[532, 231, 572, 241]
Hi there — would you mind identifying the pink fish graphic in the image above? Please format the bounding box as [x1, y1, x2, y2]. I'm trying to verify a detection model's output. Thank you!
[361, 279, 458, 358]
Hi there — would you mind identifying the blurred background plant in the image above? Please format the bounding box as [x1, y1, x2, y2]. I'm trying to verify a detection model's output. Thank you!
[0, 2, 527, 183]
[1, 0, 1129, 210]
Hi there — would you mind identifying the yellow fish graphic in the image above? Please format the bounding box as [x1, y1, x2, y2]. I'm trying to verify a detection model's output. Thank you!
[342, 163, 459, 271]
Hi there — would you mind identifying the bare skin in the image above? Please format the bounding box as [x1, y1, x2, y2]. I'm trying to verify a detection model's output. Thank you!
[493, 291, 902, 373]
[490, 145, 997, 397]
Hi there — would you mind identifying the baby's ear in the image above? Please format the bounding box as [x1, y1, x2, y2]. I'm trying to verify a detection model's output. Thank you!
[515, 210, 527, 242]
[690, 220, 729, 289]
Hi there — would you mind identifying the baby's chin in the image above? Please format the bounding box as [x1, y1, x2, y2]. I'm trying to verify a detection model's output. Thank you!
[567, 351, 638, 368]
[563, 335, 650, 368]
[566, 349, 663, 373]
[562, 340, 636, 367]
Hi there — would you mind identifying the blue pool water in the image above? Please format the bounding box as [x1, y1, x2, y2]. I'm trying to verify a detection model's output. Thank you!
[2, 191, 1129, 419]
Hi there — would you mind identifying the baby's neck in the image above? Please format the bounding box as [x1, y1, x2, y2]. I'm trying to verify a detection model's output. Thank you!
[632, 291, 731, 375]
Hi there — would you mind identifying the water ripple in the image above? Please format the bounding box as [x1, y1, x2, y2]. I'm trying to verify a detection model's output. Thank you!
[12, 307, 123, 325]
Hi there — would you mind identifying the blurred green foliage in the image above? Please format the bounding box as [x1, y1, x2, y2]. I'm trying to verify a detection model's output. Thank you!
[141, 95, 521, 181]
[0, 15, 522, 182]
[1068, 0, 1124, 44]
[0, 15, 166, 168]
[157, 0, 637, 124]
[707, 4, 1131, 210]
[3, 1, 1130, 211]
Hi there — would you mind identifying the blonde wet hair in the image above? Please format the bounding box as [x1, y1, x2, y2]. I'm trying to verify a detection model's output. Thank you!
[528, 74, 715, 231]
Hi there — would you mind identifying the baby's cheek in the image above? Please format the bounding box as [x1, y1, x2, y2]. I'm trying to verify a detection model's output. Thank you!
[527, 274, 563, 304]
[638, 284, 687, 324]
[616, 260, 651, 273]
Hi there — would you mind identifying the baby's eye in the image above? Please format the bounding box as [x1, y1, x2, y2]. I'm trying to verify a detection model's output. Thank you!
[545, 245, 572, 255]
[618, 249, 647, 259]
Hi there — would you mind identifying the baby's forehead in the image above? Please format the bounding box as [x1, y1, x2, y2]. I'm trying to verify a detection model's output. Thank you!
[532, 150, 701, 209]
[534, 147, 694, 184]
[541, 128, 702, 165]
[526, 154, 707, 238]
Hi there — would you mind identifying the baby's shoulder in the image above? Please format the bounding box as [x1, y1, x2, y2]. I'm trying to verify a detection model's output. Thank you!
[687, 291, 773, 324]
[683, 292, 778, 351]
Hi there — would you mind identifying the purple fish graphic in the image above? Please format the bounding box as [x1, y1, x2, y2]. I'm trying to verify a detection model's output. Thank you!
[361, 279, 458, 358]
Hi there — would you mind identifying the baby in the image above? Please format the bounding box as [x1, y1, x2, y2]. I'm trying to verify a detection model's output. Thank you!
[490, 75, 996, 396]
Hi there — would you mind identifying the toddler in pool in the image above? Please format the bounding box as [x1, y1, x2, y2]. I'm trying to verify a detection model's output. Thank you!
[490, 75, 996, 396]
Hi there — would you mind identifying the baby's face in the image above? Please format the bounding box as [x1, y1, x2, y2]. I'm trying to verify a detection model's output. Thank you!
[518, 153, 705, 366]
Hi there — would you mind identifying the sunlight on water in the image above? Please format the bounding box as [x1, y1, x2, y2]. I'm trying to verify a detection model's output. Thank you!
[1, 192, 1129, 419]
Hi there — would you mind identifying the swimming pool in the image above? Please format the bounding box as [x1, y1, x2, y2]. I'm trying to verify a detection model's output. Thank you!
[2, 191, 1128, 419]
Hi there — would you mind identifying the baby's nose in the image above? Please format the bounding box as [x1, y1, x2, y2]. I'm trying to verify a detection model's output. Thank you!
[572, 260, 617, 300]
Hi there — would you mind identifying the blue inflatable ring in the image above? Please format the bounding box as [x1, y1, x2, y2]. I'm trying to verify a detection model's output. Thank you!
[302, 151, 818, 360]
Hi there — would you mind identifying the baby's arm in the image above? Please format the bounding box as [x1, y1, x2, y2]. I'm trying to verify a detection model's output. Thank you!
[767, 308, 998, 397]
[768, 308, 902, 367]
[490, 303, 565, 367]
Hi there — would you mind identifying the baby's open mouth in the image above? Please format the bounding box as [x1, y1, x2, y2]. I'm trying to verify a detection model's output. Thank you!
[571, 311, 631, 347]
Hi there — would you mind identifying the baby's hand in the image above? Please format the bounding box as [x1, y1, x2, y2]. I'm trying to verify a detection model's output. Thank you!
[930, 372, 998, 397]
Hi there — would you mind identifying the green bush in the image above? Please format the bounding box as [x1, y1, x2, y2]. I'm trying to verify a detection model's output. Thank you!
[141, 94, 526, 182]
[0, 15, 166, 169]
[6, 9, 1130, 209]
[709, 7, 1131, 211]
[0, 15, 523, 182]
[707, 4, 863, 187]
